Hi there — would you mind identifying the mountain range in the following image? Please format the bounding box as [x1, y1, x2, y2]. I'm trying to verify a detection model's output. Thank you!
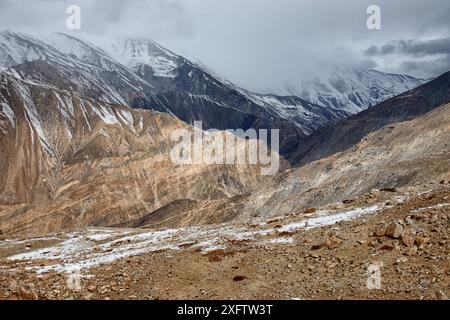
[0, 32, 426, 159]
[254, 64, 427, 114]
[0, 31, 447, 237]
[287, 71, 450, 165]
[0, 65, 275, 235]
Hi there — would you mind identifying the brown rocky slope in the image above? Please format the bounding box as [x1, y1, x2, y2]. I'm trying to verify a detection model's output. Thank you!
[242, 101, 450, 220]
[0, 69, 275, 237]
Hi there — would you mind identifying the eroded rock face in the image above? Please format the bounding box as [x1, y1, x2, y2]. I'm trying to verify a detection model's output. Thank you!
[0, 70, 274, 236]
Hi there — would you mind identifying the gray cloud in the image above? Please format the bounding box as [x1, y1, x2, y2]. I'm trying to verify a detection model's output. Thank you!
[0, 0, 449, 90]
[365, 38, 450, 57]
[363, 37, 450, 78]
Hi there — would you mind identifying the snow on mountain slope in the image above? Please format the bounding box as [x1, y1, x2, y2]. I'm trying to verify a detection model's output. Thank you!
[100, 39, 427, 134]
[37, 33, 130, 73]
[0, 32, 427, 129]
[0, 31, 156, 106]
[0, 32, 316, 157]
[248, 93, 349, 135]
[105, 37, 352, 139]
[109, 39, 180, 78]
[0, 67, 139, 155]
[292, 65, 427, 114]
[1, 31, 421, 159]
[286, 71, 450, 165]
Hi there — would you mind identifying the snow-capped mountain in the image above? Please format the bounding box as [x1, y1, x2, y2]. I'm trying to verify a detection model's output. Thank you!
[105, 38, 352, 136]
[262, 65, 427, 114]
[286, 71, 450, 165]
[247, 93, 348, 135]
[0, 31, 358, 159]
[0, 31, 158, 106]
[0, 31, 428, 161]
[108, 38, 181, 79]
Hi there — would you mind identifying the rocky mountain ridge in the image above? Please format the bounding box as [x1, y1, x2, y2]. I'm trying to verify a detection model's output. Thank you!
[0, 68, 274, 236]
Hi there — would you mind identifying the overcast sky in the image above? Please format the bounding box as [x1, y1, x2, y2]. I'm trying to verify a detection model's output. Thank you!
[1, 0, 449, 92]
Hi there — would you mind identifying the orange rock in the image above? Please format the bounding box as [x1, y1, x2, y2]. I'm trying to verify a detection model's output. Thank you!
[323, 236, 342, 250]
[401, 228, 417, 247]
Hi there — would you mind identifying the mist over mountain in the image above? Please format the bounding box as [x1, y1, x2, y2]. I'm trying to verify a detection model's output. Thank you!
[254, 64, 427, 114]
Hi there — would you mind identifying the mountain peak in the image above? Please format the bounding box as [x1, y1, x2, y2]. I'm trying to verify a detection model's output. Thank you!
[107, 38, 181, 78]
[295, 64, 427, 113]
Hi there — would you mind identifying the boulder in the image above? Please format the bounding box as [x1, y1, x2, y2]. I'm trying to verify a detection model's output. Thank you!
[386, 223, 404, 239]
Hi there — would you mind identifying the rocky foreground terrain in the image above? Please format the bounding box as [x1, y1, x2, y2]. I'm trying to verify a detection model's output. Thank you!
[0, 182, 448, 300]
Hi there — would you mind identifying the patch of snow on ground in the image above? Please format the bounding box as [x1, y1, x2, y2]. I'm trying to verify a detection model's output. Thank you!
[279, 205, 380, 233]
[412, 203, 450, 213]
[6, 204, 382, 274]
[265, 237, 295, 245]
